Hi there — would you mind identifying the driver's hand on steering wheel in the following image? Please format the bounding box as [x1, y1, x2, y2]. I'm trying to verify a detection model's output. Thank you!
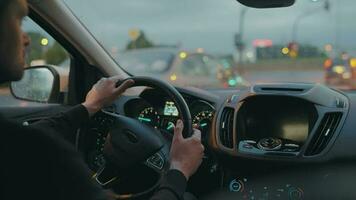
[82, 76, 135, 116]
[170, 120, 205, 181]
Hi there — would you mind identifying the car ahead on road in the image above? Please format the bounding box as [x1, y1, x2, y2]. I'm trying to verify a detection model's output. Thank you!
[3, 0, 356, 199]
[324, 55, 356, 89]
[117, 47, 248, 88]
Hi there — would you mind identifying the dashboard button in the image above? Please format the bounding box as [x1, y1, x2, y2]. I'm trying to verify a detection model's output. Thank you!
[229, 179, 244, 192]
[257, 137, 282, 151]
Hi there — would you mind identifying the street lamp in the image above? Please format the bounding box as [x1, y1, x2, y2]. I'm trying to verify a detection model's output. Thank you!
[40, 37, 49, 46]
[235, 7, 248, 64]
[292, 0, 330, 43]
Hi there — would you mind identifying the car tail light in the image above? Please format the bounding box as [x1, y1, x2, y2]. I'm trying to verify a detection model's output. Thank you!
[324, 59, 333, 69]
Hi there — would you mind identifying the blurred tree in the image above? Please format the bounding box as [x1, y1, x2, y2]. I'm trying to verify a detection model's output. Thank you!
[44, 41, 68, 65]
[26, 32, 68, 66]
[126, 30, 154, 50]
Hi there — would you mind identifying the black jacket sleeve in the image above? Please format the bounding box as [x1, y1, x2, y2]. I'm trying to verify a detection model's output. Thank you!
[150, 169, 187, 200]
[30, 104, 90, 142]
[0, 116, 108, 200]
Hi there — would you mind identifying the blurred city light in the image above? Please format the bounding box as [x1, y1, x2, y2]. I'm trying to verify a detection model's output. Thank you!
[289, 51, 298, 58]
[179, 52, 187, 59]
[333, 66, 345, 74]
[324, 59, 333, 69]
[128, 28, 140, 40]
[228, 79, 237, 86]
[253, 39, 273, 48]
[196, 48, 204, 53]
[350, 58, 356, 68]
[324, 44, 333, 52]
[246, 52, 254, 59]
[40, 38, 49, 46]
[235, 76, 243, 83]
[343, 72, 351, 79]
[170, 74, 177, 81]
[282, 47, 290, 55]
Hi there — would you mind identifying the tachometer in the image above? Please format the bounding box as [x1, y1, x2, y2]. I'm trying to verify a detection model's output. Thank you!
[193, 110, 214, 134]
[138, 107, 160, 128]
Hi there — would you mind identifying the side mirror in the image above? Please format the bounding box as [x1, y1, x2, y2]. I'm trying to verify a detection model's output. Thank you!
[10, 66, 61, 103]
[236, 0, 295, 8]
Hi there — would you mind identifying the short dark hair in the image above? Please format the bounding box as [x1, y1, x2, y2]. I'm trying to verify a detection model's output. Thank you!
[0, 0, 12, 20]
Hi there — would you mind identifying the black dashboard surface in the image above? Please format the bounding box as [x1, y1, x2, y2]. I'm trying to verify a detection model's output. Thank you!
[83, 84, 356, 199]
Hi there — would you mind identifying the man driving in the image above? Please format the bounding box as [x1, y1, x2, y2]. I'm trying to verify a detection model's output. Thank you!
[0, 0, 204, 199]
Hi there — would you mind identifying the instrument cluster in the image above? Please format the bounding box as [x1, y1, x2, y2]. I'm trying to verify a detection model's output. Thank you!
[126, 97, 215, 139]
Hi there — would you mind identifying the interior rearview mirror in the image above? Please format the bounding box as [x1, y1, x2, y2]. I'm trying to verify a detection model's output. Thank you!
[236, 0, 295, 8]
[10, 66, 60, 103]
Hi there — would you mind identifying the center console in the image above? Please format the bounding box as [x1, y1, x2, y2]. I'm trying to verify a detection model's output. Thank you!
[209, 83, 350, 199]
[236, 95, 318, 157]
[212, 83, 348, 160]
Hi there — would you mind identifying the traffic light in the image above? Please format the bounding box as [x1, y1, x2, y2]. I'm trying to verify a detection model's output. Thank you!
[234, 33, 245, 49]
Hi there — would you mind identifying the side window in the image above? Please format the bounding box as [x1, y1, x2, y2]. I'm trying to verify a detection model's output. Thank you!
[0, 17, 70, 105]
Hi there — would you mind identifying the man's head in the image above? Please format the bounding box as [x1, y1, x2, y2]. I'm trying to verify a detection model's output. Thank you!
[0, 0, 30, 83]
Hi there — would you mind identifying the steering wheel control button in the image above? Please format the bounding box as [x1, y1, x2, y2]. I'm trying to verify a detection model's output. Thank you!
[146, 153, 164, 170]
[94, 164, 118, 187]
[257, 137, 282, 151]
[229, 179, 244, 193]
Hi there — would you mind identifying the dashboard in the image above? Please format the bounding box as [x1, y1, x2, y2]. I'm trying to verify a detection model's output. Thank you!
[80, 83, 356, 199]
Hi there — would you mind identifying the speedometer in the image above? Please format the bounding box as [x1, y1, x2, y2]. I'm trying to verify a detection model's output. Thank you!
[138, 107, 160, 128]
[193, 110, 214, 133]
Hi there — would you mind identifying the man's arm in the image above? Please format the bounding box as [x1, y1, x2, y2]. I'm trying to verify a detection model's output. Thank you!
[150, 170, 187, 200]
[30, 104, 90, 142]
[150, 120, 204, 200]
[30, 78, 134, 142]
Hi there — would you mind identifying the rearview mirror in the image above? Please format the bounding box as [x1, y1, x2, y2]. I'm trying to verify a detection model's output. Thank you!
[10, 66, 60, 103]
[236, 0, 295, 8]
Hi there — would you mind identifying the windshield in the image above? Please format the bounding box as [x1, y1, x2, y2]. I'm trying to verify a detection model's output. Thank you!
[64, 0, 356, 90]
[117, 48, 176, 74]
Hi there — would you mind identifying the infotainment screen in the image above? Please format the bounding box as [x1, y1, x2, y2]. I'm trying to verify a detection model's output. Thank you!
[237, 96, 318, 144]
[164, 101, 179, 116]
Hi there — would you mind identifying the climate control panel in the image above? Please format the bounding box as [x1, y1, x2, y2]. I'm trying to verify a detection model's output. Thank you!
[228, 177, 304, 200]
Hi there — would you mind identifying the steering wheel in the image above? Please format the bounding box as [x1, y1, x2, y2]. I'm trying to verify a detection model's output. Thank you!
[92, 76, 192, 199]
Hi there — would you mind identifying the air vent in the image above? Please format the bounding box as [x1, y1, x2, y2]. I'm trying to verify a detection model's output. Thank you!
[305, 112, 343, 156]
[260, 87, 305, 92]
[219, 107, 235, 148]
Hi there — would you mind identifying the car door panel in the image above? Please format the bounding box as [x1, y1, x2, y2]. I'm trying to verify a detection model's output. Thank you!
[0, 103, 71, 124]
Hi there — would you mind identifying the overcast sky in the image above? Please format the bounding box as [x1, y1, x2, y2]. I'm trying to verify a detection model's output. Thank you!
[60, 0, 356, 55]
